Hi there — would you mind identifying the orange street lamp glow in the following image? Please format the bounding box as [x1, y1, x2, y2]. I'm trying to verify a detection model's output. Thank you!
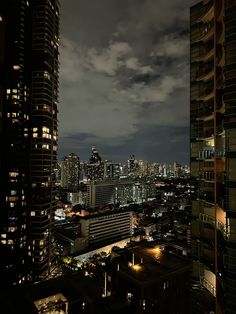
[154, 247, 161, 254]
[132, 264, 142, 271]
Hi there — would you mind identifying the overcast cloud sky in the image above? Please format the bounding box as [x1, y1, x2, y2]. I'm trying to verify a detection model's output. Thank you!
[59, 0, 196, 163]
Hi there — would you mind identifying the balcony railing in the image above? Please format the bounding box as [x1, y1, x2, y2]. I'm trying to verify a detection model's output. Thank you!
[198, 1, 214, 23]
[200, 276, 216, 297]
[191, 44, 214, 62]
[199, 212, 227, 239]
[196, 63, 214, 81]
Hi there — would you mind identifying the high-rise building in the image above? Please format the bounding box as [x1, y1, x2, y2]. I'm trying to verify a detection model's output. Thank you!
[60, 153, 80, 191]
[86, 182, 115, 209]
[86, 146, 104, 181]
[127, 154, 138, 177]
[190, 0, 236, 312]
[137, 160, 149, 177]
[103, 160, 121, 179]
[0, 0, 60, 285]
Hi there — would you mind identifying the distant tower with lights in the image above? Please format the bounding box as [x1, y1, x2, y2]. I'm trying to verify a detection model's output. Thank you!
[61, 153, 80, 191]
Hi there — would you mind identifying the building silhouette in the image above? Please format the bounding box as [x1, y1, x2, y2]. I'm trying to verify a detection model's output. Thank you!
[190, 0, 236, 313]
[0, 0, 60, 285]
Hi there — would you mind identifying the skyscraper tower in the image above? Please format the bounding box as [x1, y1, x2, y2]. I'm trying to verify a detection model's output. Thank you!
[190, 0, 236, 313]
[127, 154, 138, 177]
[0, 0, 60, 285]
[87, 146, 103, 180]
[61, 153, 80, 191]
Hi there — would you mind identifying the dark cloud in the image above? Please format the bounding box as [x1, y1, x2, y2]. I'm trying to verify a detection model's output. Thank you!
[58, 0, 196, 163]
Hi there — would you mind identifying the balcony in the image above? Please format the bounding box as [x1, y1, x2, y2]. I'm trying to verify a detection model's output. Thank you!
[196, 62, 214, 82]
[197, 82, 214, 101]
[198, 149, 214, 159]
[192, 23, 214, 44]
[199, 212, 227, 239]
[199, 171, 214, 182]
[197, 126, 214, 140]
[200, 276, 216, 297]
[197, 2, 214, 23]
[199, 181, 214, 195]
[192, 46, 214, 63]
[197, 112, 214, 122]
[203, 159, 225, 171]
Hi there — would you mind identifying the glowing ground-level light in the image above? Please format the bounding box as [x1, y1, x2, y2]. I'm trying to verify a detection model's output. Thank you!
[132, 264, 142, 272]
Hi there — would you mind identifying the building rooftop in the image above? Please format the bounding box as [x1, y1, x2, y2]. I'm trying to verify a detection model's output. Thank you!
[117, 244, 191, 286]
[79, 208, 131, 220]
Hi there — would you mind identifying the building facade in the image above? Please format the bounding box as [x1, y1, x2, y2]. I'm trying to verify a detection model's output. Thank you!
[190, 0, 236, 313]
[61, 153, 80, 191]
[86, 146, 104, 181]
[0, 0, 60, 285]
[103, 161, 121, 179]
[86, 182, 115, 209]
[80, 210, 132, 249]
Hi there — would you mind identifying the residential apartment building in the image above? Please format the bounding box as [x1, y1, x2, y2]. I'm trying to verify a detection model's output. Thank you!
[0, 0, 60, 285]
[61, 153, 80, 191]
[190, 0, 236, 313]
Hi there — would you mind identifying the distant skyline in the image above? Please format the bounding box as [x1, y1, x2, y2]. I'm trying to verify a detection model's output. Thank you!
[59, 0, 196, 163]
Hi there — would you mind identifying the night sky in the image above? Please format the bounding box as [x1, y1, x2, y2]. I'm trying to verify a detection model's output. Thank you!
[59, 0, 196, 164]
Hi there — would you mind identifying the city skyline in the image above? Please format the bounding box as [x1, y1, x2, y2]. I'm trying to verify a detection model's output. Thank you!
[58, 0, 196, 163]
[1, 1, 236, 313]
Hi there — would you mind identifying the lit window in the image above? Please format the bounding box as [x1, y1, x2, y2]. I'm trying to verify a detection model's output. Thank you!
[42, 126, 50, 133]
[8, 227, 17, 232]
[9, 171, 19, 177]
[1, 234, 6, 239]
[31, 211, 36, 216]
[44, 71, 51, 80]
[7, 89, 11, 94]
[1, 240, 6, 244]
[33, 127, 38, 132]
[11, 190, 17, 195]
[0, 16, 3, 22]
[42, 133, 51, 139]
[33, 133, 38, 138]
[13, 65, 20, 70]
[8, 196, 17, 201]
